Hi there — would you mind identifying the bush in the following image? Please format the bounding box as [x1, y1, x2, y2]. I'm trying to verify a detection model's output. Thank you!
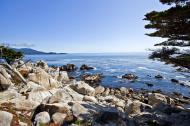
[0, 46, 23, 64]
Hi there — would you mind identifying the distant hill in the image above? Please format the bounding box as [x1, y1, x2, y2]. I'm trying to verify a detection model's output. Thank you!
[12, 48, 66, 55]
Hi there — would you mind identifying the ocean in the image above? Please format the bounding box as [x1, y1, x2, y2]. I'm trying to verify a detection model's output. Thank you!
[24, 52, 190, 97]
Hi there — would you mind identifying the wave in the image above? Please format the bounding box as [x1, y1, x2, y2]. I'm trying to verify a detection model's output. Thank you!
[93, 67, 97, 70]
[176, 75, 186, 79]
[138, 67, 167, 74]
[105, 69, 117, 72]
[117, 75, 123, 79]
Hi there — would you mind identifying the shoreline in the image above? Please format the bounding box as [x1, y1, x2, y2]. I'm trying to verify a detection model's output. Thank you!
[0, 60, 190, 125]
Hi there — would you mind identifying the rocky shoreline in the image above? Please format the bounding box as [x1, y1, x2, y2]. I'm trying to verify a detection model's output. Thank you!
[0, 60, 190, 126]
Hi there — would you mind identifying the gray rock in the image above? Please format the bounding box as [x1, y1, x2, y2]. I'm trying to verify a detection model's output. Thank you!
[80, 64, 94, 70]
[0, 111, 13, 126]
[34, 111, 50, 126]
[120, 87, 129, 95]
[71, 102, 89, 120]
[102, 88, 110, 96]
[10, 99, 39, 111]
[83, 95, 97, 103]
[0, 73, 12, 91]
[28, 88, 52, 103]
[32, 103, 71, 121]
[48, 86, 84, 104]
[0, 66, 11, 79]
[155, 75, 163, 79]
[81, 74, 102, 84]
[171, 79, 179, 83]
[52, 112, 67, 125]
[0, 89, 25, 104]
[122, 73, 138, 80]
[70, 81, 95, 96]
[115, 100, 125, 108]
[55, 71, 70, 82]
[28, 67, 59, 89]
[148, 93, 167, 106]
[126, 100, 152, 115]
[95, 86, 105, 95]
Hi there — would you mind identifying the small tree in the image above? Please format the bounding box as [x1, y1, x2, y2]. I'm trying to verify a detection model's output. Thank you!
[0, 46, 23, 64]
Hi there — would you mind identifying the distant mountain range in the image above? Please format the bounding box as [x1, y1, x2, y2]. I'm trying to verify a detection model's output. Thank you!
[12, 48, 67, 55]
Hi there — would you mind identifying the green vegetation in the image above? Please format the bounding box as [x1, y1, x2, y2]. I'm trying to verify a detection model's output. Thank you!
[144, 0, 190, 69]
[0, 46, 23, 64]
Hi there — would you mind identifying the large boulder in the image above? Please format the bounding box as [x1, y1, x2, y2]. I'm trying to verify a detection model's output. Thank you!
[34, 111, 50, 126]
[0, 73, 12, 91]
[83, 95, 97, 103]
[54, 71, 70, 82]
[125, 100, 152, 115]
[120, 87, 129, 96]
[148, 93, 168, 106]
[0, 89, 25, 104]
[71, 102, 89, 120]
[52, 112, 67, 125]
[10, 99, 39, 111]
[0, 66, 12, 91]
[28, 68, 59, 89]
[19, 81, 46, 94]
[95, 86, 105, 95]
[70, 81, 95, 96]
[80, 64, 94, 70]
[27, 86, 52, 103]
[81, 74, 102, 85]
[0, 111, 13, 126]
[32, 103, 74, 123]
[102, 88, 110, 96]
[98, 95, 120, 104]
[0, 66, 11, 79]
[115, 100, 125, 109]
[122, 73, 138, 80]
[59, 64, 77, 72]
[32, 103, 71, 117]
[48, 86, 84, 104]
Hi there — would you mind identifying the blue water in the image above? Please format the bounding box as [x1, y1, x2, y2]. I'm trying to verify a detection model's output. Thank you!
[24, 53, 190, 97]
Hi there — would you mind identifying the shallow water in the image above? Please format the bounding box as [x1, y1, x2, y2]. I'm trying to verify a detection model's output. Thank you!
[24, 52, 190, 97]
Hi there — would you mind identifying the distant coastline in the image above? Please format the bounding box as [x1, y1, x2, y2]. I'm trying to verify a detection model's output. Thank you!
[13, 48, 67, 55]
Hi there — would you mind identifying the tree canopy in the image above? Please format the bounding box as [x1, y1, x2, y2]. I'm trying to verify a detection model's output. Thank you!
[0, 46, 23, 64]
[144, 0, 190, 69]
[159, 0, 190, 5]
[144, 1, 190, 46]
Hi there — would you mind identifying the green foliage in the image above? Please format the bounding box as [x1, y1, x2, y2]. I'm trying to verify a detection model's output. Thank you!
[144, 5, 190, 45]
[0, 46, 23, 64]
[144, 0, 190, 68]
[74, 119, 83, 125]
[170, 54, 190, 68]
[149, 47, 179, 59]
[159, 0, 189, 5]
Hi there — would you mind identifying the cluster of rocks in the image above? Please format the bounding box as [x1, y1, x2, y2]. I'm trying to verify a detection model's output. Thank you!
[0, 60, 190, 126]
[59, 64, 94, 72]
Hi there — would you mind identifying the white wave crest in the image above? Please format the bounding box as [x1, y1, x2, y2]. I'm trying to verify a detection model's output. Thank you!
[138, 67, 167, 74]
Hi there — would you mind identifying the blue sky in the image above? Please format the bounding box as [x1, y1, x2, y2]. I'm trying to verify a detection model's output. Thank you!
[0, 0, 169, 53]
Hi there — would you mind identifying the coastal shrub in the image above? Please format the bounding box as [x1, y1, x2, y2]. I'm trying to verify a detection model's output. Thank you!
[0, 46, 23, 64]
